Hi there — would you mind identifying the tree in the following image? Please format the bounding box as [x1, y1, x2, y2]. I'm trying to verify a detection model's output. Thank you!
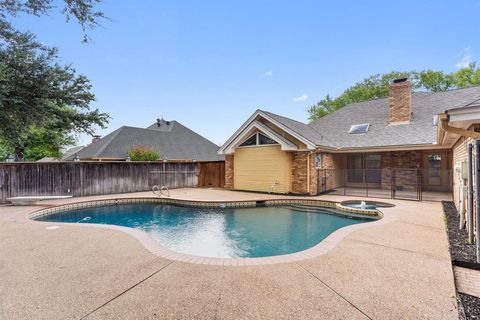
[0, 34, 109, 160]
[308, 65, 480, 121]
[0, 0, 109, 160]
[0, 0, 106, 42]
[127, 146, 161, 161]
[308, 71, 416, 120]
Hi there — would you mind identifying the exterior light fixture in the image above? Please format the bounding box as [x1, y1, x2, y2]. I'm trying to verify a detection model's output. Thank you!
[125, 155, 131, 162]
[5, 153, 14, 162]
[73, 154, 80, 162]
[192, 159, 197, 162]
[163, 159, 168, 163]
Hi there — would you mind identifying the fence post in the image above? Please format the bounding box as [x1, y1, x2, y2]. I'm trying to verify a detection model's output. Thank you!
[391, 169, 395, 199]
[365, 169, 368, 197]
[418, 168, 422, 202]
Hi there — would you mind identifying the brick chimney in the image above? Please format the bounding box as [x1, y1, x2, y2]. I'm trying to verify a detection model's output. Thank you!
[91, 135, 101, 144]
[389, 78, 412, 123]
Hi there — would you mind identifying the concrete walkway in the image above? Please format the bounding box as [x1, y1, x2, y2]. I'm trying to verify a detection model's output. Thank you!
[0, 188, 458, 319]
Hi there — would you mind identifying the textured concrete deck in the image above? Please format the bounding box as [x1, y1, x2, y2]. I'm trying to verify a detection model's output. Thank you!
[0, 188, 458, 319]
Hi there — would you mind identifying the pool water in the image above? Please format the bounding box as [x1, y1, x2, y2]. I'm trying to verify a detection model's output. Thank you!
[37, 204, 374, 258]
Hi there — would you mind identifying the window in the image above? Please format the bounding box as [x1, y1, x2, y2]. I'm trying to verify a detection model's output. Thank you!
[365, 154, 381, 183]
[239, 134, 257, 147]
[239, 133, 278, 147]
[348, 123, 370, 134]
[259, 133, 277, 145]
[315, 154, 322, 168]
[347, 154, 363, 182]
[347, 153, 382, 183]
[428, 154, 441, 179]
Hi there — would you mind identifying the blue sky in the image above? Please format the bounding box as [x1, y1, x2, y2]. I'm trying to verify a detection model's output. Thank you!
[15, 0, 480, 146]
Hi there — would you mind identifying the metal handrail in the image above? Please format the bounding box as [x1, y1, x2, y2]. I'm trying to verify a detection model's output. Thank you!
[152, 185, 170, 197]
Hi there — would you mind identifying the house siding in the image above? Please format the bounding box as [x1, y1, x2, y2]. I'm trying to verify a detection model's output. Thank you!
[452, 124, 480, 211]
[234, 145, 292, 193]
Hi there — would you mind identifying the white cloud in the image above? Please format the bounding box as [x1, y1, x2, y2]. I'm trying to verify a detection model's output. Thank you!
[292, 94, 308, 102]
[456, 47, 473, 68]
[259, 70, 273, 78]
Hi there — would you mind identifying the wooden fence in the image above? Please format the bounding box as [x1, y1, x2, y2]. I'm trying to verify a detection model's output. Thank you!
[0, 161, 225, 204]
[198, 162, 225, 188]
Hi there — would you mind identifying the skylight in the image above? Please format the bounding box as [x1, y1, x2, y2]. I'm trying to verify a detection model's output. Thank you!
[348, 123, 370, 134]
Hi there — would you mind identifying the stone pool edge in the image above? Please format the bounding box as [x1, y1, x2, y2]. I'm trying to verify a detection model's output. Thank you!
[23, 196, 394, 266]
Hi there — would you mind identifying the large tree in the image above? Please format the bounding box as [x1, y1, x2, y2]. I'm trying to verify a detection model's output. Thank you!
[308, 64, 480, 121]
[0, 0, 109, 160]
[0, 34, 109, 160]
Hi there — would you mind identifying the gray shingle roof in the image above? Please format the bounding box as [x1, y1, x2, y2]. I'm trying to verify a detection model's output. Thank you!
[263, 86, 480, 149]
[67, 120, 224, 161]
[260, 110, 334, 146]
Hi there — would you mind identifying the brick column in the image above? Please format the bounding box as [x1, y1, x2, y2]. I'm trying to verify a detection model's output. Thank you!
[291, 152, 308, 194]
[309, 153, 318, 195]
[224, 154, 234, 189]
[292, 151, 318, 195]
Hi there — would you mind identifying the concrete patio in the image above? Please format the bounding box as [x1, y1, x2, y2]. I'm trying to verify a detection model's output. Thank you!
[0, 188, 458, 319]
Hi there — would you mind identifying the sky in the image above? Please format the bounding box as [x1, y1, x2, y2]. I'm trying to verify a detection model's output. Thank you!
[14, 0, 480, 146]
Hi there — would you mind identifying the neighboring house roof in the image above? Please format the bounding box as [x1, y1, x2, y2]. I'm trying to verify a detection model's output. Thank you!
[62, 146, 85, 160]
[66, 120, 224, 161]
[36, 157, 59, 162]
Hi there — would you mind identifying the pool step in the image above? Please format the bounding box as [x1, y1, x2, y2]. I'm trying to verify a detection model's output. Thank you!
[285, 204, 339, 214]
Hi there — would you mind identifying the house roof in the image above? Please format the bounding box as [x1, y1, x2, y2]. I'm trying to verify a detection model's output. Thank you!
[260, 110, 334, 147]
[62, 146, 85, 160]
[261, 86, 480, 150]
[66, 120, 224, 161]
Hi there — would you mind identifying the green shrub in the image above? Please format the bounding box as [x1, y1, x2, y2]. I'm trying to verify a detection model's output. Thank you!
[127, 145, 160, 161]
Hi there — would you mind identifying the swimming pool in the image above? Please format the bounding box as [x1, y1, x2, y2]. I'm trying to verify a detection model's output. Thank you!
[36, 203, 375, 258]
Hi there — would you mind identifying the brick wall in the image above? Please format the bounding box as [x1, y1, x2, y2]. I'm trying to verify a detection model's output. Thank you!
[291, 152, 308, 194]
[381, 151, 422, 189]
[291, 152, 316, 195]
[389, 80, 412, 123]
[224, 154, 234, 188]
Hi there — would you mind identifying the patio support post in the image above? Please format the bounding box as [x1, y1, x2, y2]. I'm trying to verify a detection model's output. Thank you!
[475, 140, 480, 261]
[467, 143, 474, 243]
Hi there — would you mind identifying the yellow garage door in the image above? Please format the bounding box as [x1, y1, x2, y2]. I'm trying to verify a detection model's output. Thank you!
[234, 145, 291, 193]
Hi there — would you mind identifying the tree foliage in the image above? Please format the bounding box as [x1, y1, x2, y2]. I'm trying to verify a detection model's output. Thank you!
[0, 33, 109, 160]
[0, 0, 109, 161]
[308, 64, 480, 121]
[0, 0, 106, 42]
[127, 145, 161, 161]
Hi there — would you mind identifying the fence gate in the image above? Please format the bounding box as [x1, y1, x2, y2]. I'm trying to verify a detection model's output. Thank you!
[198, 162, 225, 188]
[392, 168, 422, 201]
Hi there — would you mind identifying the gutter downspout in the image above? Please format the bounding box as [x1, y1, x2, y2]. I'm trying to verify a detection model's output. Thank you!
[467, 143, 474, 243]
[307, 152, 311, 194]
[475, 140, 480, 262]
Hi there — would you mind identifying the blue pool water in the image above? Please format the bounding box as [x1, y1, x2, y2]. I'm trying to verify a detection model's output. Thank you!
[36, 204, 374, 258]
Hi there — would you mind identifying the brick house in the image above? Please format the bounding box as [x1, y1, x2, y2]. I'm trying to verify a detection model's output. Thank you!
[218, 79, 480, 204]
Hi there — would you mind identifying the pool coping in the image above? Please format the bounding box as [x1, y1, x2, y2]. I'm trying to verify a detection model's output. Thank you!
[22, 196, 394, 266]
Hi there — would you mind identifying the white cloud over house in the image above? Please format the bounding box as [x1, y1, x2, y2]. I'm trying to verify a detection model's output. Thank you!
[291, 94, 308, 102]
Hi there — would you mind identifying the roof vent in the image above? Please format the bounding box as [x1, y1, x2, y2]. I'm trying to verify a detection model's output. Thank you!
[348, 123, 370, 134]
[156, 118, 171, 127]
